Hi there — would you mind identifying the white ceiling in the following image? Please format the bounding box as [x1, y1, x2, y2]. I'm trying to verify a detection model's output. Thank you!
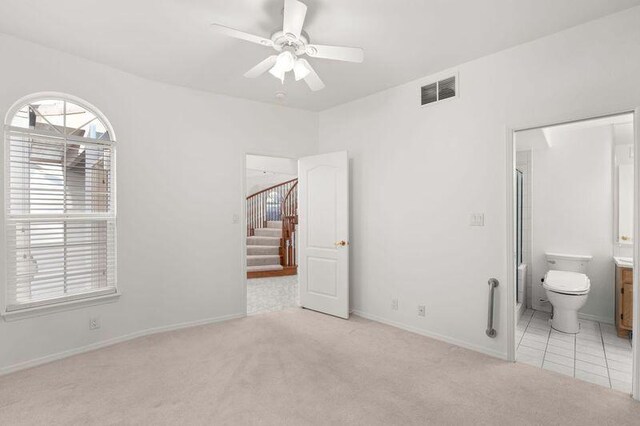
[0, 0, 638, 111]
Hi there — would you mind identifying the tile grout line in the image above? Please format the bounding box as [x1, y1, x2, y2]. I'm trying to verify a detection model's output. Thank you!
[575, 322, 616, 384]
[541, 314, 552, 368]
[601, 324, 633, 390]
[597, 321, 613, 389]
[521, 311, 631, 388]
[573, 328, 578, 379]
[516, 310, 534, 350]
[575, 326, 610, 372]
[575, 343, 620, 374]
[517, 310, 544, 365]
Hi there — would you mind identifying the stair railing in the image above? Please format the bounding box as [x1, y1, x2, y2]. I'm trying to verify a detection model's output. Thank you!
[246, 178, 298, 238]
[281, 180, 298, 268]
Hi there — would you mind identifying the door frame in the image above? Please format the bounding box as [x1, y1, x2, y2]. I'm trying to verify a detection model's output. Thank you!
[240, 152, 299, 316]
[504, 108, 640, 400]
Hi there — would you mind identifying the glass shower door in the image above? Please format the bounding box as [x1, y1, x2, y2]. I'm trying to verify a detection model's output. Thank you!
[516, 169, 523, 303]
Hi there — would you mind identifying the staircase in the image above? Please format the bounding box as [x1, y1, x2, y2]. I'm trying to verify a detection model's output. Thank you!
[247, 221, 285, 275]
[246, 180, 298, 279]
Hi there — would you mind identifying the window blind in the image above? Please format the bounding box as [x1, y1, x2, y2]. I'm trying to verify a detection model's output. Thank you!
[5, 101, 117, 312]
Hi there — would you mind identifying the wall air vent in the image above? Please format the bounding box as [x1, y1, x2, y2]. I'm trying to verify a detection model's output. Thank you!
[421, 74, 457, 106]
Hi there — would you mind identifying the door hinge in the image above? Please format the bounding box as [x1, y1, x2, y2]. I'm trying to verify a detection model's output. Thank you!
[621, 313, 624, 320]
[621, 287, 624, 294]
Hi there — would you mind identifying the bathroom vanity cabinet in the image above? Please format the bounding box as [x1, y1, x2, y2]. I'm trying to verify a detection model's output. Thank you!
[615, 266, 633, 337]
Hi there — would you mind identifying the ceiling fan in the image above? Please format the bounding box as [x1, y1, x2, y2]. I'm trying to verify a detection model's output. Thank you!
[211, 0, 364, 91]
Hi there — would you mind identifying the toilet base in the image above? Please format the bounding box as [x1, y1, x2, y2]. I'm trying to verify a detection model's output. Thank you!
[545, 289, 589, 334]
[551, 309, 580, 334]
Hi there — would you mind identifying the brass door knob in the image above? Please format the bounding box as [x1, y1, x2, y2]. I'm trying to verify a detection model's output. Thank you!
[335, 240, 349, 247]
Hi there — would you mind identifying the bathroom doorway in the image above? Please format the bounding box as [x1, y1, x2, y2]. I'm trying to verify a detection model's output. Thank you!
[506, 110, 640, 398]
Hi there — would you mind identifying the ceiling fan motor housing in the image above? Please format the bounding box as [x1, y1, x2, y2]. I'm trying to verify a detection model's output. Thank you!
[270, 30, 310, 56]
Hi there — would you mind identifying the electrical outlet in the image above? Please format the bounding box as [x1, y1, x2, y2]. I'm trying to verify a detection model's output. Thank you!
[89, 317, 100, 330]
[391, 298, 398, 311]
[418, 305, 426, 317]
[470, 213, 485, 226]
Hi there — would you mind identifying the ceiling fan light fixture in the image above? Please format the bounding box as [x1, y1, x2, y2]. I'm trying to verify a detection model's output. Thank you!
[268, 65, 286, 83]
[293, 59, 310, 81]
[276, 51, 296, 72]
[211, 0, 364, 92]
[269, 51, 296, 83]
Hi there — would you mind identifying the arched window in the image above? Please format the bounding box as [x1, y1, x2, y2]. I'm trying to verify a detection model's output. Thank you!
[4, 95, 117, 313]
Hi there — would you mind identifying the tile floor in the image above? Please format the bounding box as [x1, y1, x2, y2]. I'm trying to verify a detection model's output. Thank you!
[517, 309, 633, 393]
[247, 275, 299, 315]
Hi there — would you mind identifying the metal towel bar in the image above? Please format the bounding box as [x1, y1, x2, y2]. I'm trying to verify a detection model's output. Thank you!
[486, 278, 499, 338]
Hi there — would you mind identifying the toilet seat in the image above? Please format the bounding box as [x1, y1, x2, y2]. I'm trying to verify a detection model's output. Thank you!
[543, 270, 590, 295]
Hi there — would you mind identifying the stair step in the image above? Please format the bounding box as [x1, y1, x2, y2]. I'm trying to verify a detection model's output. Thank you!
[247, 255, 281, 267]
[254, 228, 282, 237]
[247, 264, 284, 272]
[247, 245, 279, 255]
[246, 236, 281, 246]
[267, 221, 282, 229]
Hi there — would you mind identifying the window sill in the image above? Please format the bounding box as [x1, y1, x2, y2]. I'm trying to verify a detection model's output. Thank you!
[2, 291, 121, 322]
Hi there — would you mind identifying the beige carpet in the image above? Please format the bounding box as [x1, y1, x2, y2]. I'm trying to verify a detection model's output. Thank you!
[1, 309, 640, 425]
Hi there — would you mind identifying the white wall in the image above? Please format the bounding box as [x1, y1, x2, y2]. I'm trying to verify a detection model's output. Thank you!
[0, 34, 318, 372]
[318, 7, 640, 358]
[2, 6, 640, 370]
[614, 123, 635, 259]
[528, 125, 614, 323]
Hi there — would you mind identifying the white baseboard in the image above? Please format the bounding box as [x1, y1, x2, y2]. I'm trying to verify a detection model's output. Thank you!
[532, 302, 552, 313]
[578, 312, 614, 325]
[0, 312, 245, 376]
[532, 302, 613, 325]
[352, 310, 507, 361]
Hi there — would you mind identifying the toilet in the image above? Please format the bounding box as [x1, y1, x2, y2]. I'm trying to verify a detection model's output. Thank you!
[543, 253, 592, 334]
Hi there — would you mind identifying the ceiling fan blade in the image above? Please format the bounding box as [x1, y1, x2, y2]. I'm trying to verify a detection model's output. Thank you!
[298, 59, 325, 91]
[306, 44, 364, 63]
[211, 23, 273, 47]
[244, 56, 278, 78]
[283, 0, 307, 39]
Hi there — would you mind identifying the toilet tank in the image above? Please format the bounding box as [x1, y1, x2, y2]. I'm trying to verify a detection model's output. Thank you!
[545, 253, 592, 273]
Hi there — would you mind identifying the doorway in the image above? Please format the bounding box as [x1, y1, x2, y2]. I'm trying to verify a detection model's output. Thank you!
[506, 110, 639, 398]
[244, 154, 299, 315]
[242, 151, 350, 319]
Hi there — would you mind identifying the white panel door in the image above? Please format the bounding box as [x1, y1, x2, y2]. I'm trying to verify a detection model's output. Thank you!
[298, 151, 349, 319]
